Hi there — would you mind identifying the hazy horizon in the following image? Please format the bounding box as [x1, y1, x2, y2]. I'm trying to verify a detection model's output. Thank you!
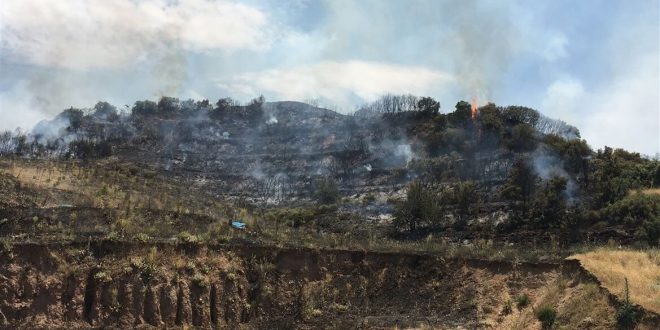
[1, 0, 658, 154]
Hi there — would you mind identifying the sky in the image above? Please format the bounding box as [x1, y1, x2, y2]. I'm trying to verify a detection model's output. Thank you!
[0, 0, 658, 154]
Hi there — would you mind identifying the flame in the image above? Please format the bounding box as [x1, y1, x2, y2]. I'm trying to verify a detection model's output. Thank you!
[471, 97, 478, 120]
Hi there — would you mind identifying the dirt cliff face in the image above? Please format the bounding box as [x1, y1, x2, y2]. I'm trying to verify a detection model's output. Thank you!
[0, 242, 638, 329]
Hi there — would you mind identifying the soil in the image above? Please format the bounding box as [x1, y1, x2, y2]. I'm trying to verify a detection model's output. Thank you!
[1, 242, 657, 329]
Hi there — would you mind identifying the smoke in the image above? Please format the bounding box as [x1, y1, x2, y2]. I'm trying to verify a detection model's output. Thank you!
[530, 146, 577, 199]
[441, 1, 522, 102]
[394, 144, 414, 164]
[266, 114, 278, 125]
[152, 43, 188, 98]
[30, 116, 71, 145]
[248, 162, 266, 180]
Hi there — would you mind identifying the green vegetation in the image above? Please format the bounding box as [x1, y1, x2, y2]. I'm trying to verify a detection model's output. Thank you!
[615, 278, 638, 329]
[516, 294, 530, 310]
[536, 305, 557, 329]
[315, 178, 340, 204]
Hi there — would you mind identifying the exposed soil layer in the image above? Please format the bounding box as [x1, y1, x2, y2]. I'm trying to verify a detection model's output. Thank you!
[0, 243, 657, 329]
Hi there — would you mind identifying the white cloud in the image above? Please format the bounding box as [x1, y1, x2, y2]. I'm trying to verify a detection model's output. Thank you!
[541, 77, 585, 123]
[0, 82, 59, 132]
[0, 0, 271, 70]
[217, 60, 454, 111]
[542, 33, 568, 61]
[580, 53, 659, 155]
[541, 52, 659, 155]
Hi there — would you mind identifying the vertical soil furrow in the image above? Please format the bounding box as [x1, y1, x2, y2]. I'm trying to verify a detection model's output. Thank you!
[160, 282, 177, 326]
[82, 271, 96, 325]
[143, 284, 162, 326]
[210, 283, 219, 326]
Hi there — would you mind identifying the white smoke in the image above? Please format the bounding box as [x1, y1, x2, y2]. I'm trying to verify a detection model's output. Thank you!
[531, 147, 577, 199]
[394, 143, 414, 164]
[266, 114, 278, 125]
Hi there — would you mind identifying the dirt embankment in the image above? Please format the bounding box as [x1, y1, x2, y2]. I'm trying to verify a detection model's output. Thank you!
[0, 243, 656, 329]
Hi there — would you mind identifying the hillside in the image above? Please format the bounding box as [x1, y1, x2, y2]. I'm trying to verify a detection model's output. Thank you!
[1, 96, 658, 247]
[1, 95, 659, 328]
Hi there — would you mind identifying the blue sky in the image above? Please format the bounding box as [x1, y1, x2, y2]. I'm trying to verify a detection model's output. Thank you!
[1, 0, 658, 154]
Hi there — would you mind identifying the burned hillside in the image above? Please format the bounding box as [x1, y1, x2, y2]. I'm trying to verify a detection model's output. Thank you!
[0, 95, 658, 246]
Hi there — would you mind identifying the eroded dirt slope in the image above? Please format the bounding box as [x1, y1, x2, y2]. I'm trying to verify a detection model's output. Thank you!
[2, 242, 656, 329]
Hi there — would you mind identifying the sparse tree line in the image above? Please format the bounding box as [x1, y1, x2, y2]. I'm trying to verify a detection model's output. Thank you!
[355, 94, 440, 117]
[393, 146, 660, 246]
[0, 95, 268, 158]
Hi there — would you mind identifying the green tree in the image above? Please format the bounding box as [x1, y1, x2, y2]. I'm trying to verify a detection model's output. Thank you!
[315, 178, 340, 204]
[505, 123, 537, 152]
[58, 108, 84, 131]
[93, 101, 118, 121]
[131, 100, 158, 117]
[157, 96, 180, 114]
[416, 97, 440, 116]
[502, 106, 540, 126]
[531, 176, 568, 228]
[393, 181, 439, 232]
[451, 181, 478, 229]
[449, 101, 472, 126]
[502, 158, 537, 213]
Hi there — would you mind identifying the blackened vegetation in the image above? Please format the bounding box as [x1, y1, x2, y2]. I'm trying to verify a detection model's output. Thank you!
[0, 94, 658, 247]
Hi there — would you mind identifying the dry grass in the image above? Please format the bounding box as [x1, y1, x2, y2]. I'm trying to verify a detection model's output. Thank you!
[630, 188, 660, 196]
[569, 248, 660, 314]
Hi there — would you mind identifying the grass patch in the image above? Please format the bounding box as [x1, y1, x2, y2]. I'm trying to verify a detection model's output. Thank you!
[569, 248, 660, 314]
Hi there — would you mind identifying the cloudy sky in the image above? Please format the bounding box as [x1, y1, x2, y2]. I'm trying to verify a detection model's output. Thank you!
[1, 0, 658, 154]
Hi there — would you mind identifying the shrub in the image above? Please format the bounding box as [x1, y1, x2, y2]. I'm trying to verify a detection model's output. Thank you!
[536, 305, 556, 329]
[134, 233, 150, 243]
[315, 178, 340, 204]
[192, 273, 208, 287]
[516, 293, 530, 309]
[393, 181, 440, 232]
[94, 271, 112, 283]
[616, 278, 638, 329]
[177, 231, 199, 244]
[502, 299, 513, 315]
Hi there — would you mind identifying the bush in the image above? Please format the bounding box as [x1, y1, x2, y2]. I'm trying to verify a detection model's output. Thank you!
[516, 293, 530, 309]
[502, 299, 513, 315]
[315, 178, 340, 204]
[393, 181, 440, 232]
[536, 305, 556, 329]
[177, 231, 199, 244]
[616, 278, 638, 329]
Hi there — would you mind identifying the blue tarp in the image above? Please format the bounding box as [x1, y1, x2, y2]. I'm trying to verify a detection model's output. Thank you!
[231, 221, 246, 229]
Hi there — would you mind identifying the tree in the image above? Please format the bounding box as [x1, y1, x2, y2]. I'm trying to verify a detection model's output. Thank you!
[501, 158, 538, 227]
[157, 96, 180, 114]
[502, 106, 540, 126]
[502, 158, 537, 203]
[57, 108, 84, 131]
[215, 97, 234, 111]
[531, 176, 568, 228]
[131, 100, 158, 117]
[449, 101, 472, 126]
[247, 95, 265, 110]
[505, 123, 537, 151]
[450, 181, 478, 229]
[315, 177, 340, 204]
[393, 181, 439, 232]
[417, 97, 440, 116]
[93, 102, 118, 121]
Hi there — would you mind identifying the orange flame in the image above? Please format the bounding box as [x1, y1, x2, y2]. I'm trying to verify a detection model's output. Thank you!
[471, 98, 478, 120]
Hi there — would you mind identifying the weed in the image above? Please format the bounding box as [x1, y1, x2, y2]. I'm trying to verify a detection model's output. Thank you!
[94, 271, 112, 283]
[502, 299, 513, 315]
[536, 305, 556, 329]
[516, 293, 530, 310]
[616, 278, 638, 329]
[177, 231, 199, 244]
